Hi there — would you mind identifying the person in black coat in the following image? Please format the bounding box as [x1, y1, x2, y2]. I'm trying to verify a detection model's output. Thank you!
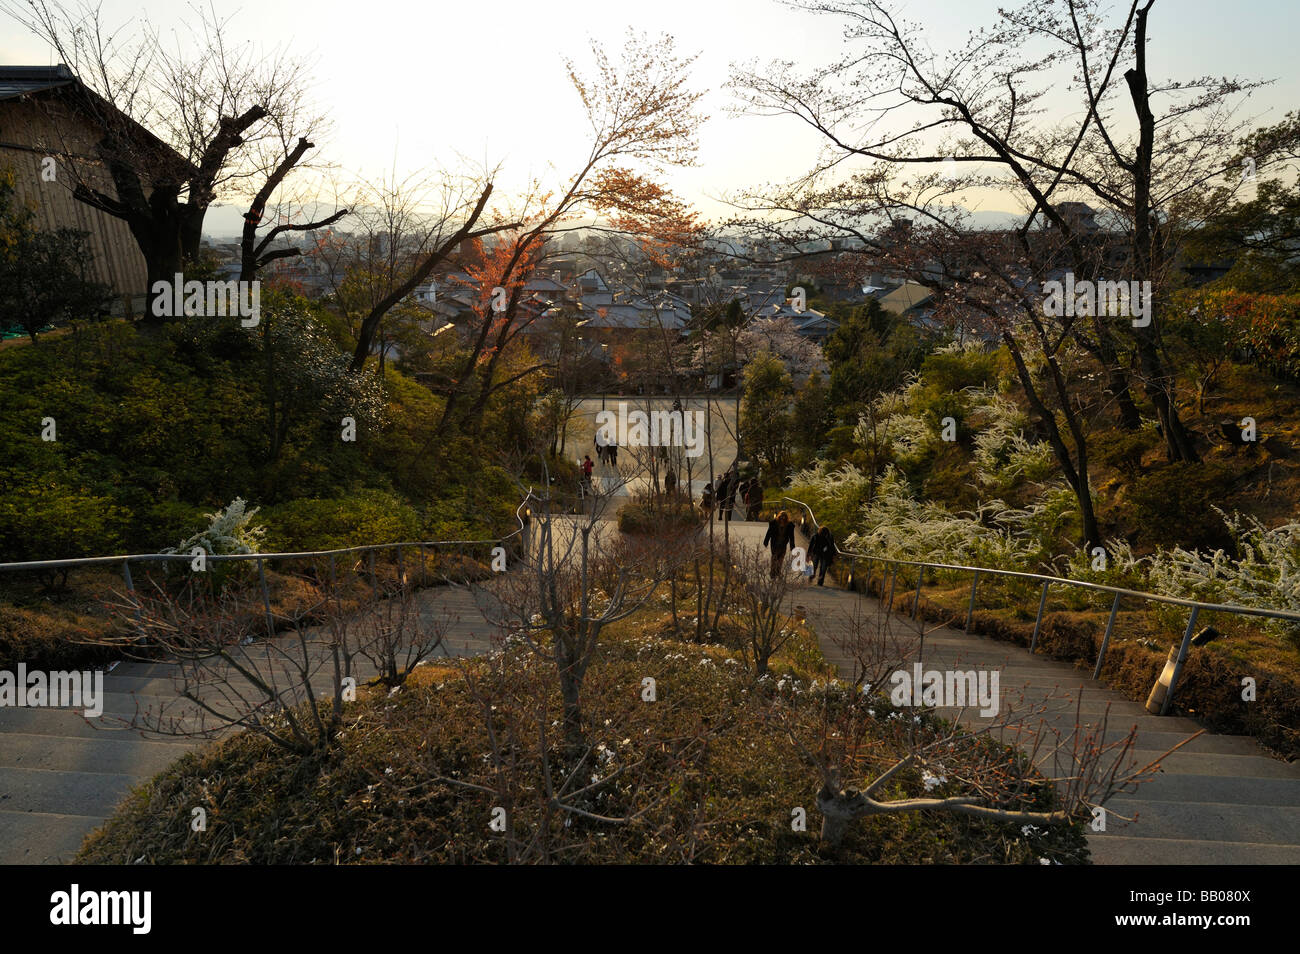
[763, 510, 796, 580]
[721, 469, 740, 522]
[808, 526, 835, 586]
[716, 472, 732, 520]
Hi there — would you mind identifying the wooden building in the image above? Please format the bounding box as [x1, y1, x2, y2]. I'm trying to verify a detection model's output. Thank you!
[0, 65, 177, 306]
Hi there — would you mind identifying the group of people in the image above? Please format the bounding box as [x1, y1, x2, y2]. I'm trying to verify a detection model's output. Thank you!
[762, 510, 836, 584]
[592, 431, 619, 467]
[700, 472, 762, 522]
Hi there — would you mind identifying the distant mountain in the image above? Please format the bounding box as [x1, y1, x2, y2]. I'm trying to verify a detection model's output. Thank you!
[201, 204, 251, 243]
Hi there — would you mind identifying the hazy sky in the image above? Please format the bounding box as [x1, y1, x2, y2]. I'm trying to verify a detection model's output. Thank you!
[3, 0, 1297, 232]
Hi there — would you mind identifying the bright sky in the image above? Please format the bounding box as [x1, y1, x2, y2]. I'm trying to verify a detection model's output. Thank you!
[3, 0, 1297, 232]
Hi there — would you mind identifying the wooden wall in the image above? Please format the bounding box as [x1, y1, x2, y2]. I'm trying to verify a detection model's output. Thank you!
[0, 94, 148, 305]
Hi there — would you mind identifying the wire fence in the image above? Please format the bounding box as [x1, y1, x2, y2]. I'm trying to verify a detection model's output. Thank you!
[781, 495, 1300, 715]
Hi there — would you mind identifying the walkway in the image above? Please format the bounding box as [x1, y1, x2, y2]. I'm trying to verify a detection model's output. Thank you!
[6, 520, 1297, 864]
[0, 585, 495, 864]
[728, 520, 1300, 865]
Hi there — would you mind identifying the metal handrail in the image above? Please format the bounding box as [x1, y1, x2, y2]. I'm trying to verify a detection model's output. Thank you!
[781, 495, 1300, 715]
[0, 500, 530, 638]
[0, 529, 525, 574]
[0, 493, 531, 575]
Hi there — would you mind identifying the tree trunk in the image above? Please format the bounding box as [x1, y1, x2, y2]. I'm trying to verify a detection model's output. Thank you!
[139, 228, 184, 322]
[1004, 332, 1102, 550]
[1092, 325, 1142, 430]
[1136, 333, 1200, 462]
[1126, 5, 1198, 463]
[816, 784, 865, 852]
[559, 661, 584, 756]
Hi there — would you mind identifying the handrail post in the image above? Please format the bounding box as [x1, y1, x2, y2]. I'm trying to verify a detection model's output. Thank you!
[1094, 592, 1122, 679]
[396, 544, 405, 587]
[885, 563, 898, 612]
[122, 559, 144, 636]
[966, 571, 980, 633]
[1161, 607, 1200, 716]
[257, 557, 274, 636]
[1030, 581, 1050, 653]
[912, 566, 924, 619]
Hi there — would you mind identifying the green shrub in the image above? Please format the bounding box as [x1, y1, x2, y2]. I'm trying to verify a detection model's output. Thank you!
[618, 496, 702, 535]
[1123, 461, 1240, 551]
[918, 346, 999, 394]
[262, 491, 421, 552]
[138, 500, 210, 552]
[0, 482, 129, 564]
[1092, 427, 1159, 479]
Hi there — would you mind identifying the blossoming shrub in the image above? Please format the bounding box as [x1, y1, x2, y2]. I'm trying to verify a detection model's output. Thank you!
[165, 497, 266, 558]
[1147, 508, 1300, 645]
[786, 461, 874, 538]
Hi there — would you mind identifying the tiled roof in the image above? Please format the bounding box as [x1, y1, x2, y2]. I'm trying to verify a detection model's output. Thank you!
[0, 65, 75, 102]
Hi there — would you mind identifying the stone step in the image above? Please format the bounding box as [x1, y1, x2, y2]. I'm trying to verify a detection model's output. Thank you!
[934, 706, 1204, 736]
[1087, 835, 1300, 865]
[1097, 798, 1300, 844]
[1034, 747, 1299, 779]
[1113, 773, 1300, 807]
[0, 731, 193, 776]
[964, 723, 1264, 758]
[0, 810, 107, 865]
[0, 766, 141, 816]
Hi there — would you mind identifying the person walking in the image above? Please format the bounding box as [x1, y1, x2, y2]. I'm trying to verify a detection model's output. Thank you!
[700, 480, 714, 517]
[722, 467, 740, 522]
[608, 440, 618, 467]
[594, 429, 608, 466]
[763, 510, 796, 580]
[715, 472, 731, 521]
[808, 525, 835, 586]
[664, 468, 677, 496]
[581, 454, 594, 490]
[744, 478, 761, 521]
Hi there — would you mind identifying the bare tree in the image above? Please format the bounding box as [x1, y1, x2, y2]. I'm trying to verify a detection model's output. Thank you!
[477, 457, 672, 755]
[426, 32, 707, 435]
[237, 136, 349, 282]
[2, 0, 337, 313]
[103, 556, 447, 754]
[423, 638, 722, 863]
[726, 0, 1282, 484]
[730, 543, 800, 676]
[769, 584, 1206, 853]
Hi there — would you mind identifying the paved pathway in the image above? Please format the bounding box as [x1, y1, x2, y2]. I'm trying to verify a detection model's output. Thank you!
[728, 521, 1300, 865]
[0, 585, 496, 864]
[7, 520, 1297, 864]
